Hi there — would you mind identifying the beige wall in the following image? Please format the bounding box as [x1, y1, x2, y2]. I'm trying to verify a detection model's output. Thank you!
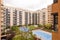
[40, 8, 48, 25]
[22, 11, 25, 25]
[10, 8, 14, 26]
[0, 0, 1, 39]
[47, 5, 53, 24]
[37, 6, 53, 25]
[3, 5, 53, 26]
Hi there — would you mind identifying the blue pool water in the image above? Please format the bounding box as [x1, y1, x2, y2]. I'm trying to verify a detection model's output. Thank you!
[19, 27, 29, 32]
[32, 30, 52, 40]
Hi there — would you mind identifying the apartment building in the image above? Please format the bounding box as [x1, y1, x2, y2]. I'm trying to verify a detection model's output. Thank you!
[52, 0, 60, 40]
[2, 6, 40, 27]
[42, 8, 48, 25]
[3, 6, 24, 26]
[37, 10, 43, 25]
[37, 6, 53, 25]
[32, 12, 39, 25]
[37, 8, 48, 25]
[0, 0, 5, 40]
[47, 5, 53, 24]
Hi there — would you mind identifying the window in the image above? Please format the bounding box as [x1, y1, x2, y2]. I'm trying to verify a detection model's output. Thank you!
[6, 9, 10, 14]
[52, 13, 58, 31]
[55, 16, 58, 24]
[54, 0, 58, 3]
[15, 10, 17, 14]
[19, 11, 22, 14]
[54, 15, 58, 31]
[25, 12, 28, 25]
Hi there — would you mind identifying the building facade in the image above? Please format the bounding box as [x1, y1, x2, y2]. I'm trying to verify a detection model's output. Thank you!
[0, 0, 4, 40]
[0, 0, 1, 39]
[0, 5, 41, 40]
[47, 5, 53, 24]
[52, 0, 60, 40]
[37, 8, 48, 25]
[2, 6, 40, 27]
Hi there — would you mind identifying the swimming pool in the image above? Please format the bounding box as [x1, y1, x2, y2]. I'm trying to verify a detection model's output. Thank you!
[32, 30, 52, 40]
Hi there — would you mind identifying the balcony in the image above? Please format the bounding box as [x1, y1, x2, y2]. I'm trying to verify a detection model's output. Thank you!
[52, 13, 58, 32]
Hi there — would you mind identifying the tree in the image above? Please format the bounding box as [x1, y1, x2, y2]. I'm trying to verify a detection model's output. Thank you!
[12, 31, 35, 40]
[11, 25, 20, 35]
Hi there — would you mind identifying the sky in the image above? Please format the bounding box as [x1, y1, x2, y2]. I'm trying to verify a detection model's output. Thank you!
[3, 0, 53, 11]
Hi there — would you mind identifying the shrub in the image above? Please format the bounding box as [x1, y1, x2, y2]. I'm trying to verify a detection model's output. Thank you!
[38, 24, 43, 27]
[12, 35, 22, 40]
[11, 26, 19, 31]
[45, 24, 52, 29]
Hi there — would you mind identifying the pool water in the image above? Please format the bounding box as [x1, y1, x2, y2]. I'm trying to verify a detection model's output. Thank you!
[32, 30, 52, 40]
[19, 27, 29, 32]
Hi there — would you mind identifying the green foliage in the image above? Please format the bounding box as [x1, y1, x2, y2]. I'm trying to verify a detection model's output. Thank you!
[11, 25, 35, 40]
[38, 24, 43, 27]
[12, 31, 34, 40]
[45, 24, 52, 29]
[12, 35, 23, 40]
[11, 26, 19, 31]
[12, 35, 34, 40]
[28, 25, 36, 30]
[11, 25, 20, 35]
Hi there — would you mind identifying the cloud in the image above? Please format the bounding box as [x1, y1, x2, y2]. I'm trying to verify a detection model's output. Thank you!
[3, 0, 53, 11]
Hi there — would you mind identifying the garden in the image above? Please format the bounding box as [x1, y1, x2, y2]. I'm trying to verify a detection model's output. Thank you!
[6, 23, 52, 40]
